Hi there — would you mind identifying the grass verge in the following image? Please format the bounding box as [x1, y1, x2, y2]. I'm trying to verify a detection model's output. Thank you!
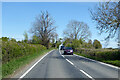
[74, 52, 120, 67]
[2, 48, 54, 78]
[103, 60, 120, 67]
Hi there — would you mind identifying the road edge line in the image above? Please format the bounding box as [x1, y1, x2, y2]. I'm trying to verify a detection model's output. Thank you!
[74, 54, 120, 69]
[19, 49, 54, 79]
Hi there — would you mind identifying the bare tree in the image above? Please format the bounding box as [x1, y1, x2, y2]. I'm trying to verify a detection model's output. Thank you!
[63, 20, 91, 40]
[90, 1, 119, 41]
[30, 11, 56, 48]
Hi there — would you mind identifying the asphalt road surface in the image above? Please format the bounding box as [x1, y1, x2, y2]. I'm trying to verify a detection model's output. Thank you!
[19, 50, 120, 80]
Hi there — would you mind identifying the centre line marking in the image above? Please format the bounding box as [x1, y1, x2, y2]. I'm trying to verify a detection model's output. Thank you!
[66, 59, 74, 66]
[80, 69, 95, 80]
[59, 50, 95, 80]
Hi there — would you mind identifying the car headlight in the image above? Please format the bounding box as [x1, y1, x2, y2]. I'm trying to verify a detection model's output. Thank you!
[70, 50, 73, 52]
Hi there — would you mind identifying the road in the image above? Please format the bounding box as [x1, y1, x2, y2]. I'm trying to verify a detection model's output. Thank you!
[19, 50, 120, 80]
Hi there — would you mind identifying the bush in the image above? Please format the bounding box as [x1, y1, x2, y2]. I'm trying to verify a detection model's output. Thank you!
[2, 40, 46, 63]
[75, 48, 119, 61]
[71, 39, 81, 50]
[66, 43, 72, 47]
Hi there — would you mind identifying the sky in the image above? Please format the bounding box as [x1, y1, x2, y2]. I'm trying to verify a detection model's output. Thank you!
[2, 2, 118, 48]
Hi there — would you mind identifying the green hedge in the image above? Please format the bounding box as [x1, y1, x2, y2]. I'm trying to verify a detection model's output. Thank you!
[75, 48, 120, 61]
[2, 41, 46, 63]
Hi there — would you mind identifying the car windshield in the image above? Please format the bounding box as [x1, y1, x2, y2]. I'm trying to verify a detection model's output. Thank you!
[65, 47, 72, 50]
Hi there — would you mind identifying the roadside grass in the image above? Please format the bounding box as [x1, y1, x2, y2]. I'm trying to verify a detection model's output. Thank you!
[2, 48, 54, 78]
[103, 60, 120, 67]
[74, 52, 120, 67]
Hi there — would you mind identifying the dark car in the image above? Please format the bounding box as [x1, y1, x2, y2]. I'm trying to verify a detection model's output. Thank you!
[63, 47, 73, 55]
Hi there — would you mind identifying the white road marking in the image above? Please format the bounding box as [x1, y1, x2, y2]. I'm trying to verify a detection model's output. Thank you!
[65, 57, 95, 80]
[98, 62, 119, 69]
[66, 59, 74, 66]
[61, 55, 65, 58]
[59, 50, 94, 80]
[62, 55, 65, 58]
[18, 50, 54, 79]
[73, 54, 120, 69]
[80, 69, 95, 80]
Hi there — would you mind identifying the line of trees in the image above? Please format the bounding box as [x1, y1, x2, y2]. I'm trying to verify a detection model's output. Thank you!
[62, 19, 102, 50]
[21, 1, 119, 50]
[63, 38, 102, 50]
[23, 11, 92, 49]
[24, 9, 107, 50]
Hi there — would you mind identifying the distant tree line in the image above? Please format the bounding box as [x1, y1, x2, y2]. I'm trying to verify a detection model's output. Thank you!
[62, 38, 102, 50]
[62, 19, 102, 50]
[20, 10, 102, 50]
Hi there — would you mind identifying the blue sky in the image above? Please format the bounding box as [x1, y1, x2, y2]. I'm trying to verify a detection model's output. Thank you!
[2, 2, 118, 48]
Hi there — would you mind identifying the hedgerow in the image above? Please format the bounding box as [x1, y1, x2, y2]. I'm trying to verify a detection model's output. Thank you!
[75, 48, 120, 61]
[2, 40, 46, 63]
